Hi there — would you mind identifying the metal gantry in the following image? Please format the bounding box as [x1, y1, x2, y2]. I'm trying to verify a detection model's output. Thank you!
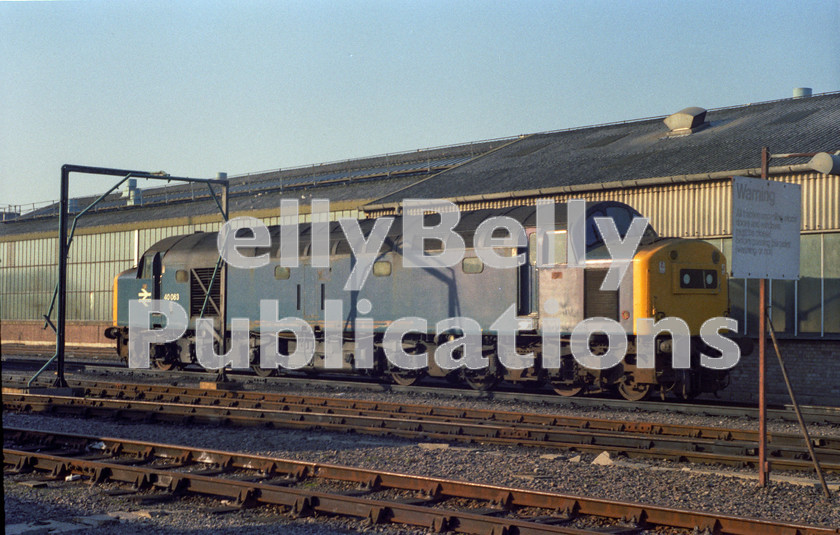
[30, 165, 229, 388]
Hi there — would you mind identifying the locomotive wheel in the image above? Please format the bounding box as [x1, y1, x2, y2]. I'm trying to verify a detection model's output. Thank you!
[153, 358, 177, 371]
[616, 373, 652, 401]
[551, 381, 584, 397]
[252, 364, 277, 377]
[463, 369, 499, 391]
[390, 370, 423, 386]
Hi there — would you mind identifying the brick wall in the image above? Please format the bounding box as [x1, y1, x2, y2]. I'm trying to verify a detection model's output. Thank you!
[0, 320, 112, 349]
[715, 339, 840, 407]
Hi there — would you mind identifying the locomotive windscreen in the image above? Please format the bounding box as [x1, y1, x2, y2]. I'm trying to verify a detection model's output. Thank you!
[679, 268, 718, 289]
[586, 205, 635, 248]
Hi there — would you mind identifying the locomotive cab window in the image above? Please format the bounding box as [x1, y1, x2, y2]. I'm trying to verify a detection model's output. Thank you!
[585, 205, 649, 248]
[140, 252, 159, 279]
[675, 267, 719, 293]
[680, 268, 718, 289]
[529, 231, 567, 266]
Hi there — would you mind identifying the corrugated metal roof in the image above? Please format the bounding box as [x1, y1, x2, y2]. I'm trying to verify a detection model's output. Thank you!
[0, 175, 425, 238]
[3, 93, 838, 239]
[0, 140, 506, 238]
[367, 92, 840, 206]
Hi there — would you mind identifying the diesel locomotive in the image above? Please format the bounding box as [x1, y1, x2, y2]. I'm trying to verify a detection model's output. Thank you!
[106, 201, 745, 401]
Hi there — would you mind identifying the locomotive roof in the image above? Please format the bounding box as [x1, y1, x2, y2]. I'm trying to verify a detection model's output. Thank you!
[159, 201, 649, 263]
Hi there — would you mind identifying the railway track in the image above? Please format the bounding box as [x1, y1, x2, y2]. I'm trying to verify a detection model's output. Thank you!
[5, 427, 838, 535]
[4, 353, 840, 425]
[4, 379, 840, 473]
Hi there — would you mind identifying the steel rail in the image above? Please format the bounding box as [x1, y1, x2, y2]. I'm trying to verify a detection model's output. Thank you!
[4, 354, 840, 424]
[20, 379, 840, 454]
[4, 392, 839, 473]
[5, 427, 838, 535]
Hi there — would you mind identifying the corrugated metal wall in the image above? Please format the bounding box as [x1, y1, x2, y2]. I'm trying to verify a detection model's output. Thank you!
[437, 173, 839, 237]
[0, 170, 836, 335]
[0, 209, 360, 323]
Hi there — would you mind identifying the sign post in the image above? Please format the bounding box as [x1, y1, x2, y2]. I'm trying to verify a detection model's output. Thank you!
[730, 152, 801, 486]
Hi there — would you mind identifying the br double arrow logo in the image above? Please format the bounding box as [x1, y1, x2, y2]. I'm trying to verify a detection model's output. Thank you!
[138, 284, 151, 305]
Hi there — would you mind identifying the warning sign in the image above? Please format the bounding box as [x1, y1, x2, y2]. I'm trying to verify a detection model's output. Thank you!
[730, 176, 801, 280]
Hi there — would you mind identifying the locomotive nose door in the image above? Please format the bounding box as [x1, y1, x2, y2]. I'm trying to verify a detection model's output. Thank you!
[118, 251, 163, 327]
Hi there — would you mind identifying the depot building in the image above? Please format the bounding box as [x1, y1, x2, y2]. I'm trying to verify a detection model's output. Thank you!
[2, 90, 838, 405]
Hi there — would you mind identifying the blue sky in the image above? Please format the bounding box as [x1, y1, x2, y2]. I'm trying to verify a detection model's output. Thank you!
[1, 0, 838, 208]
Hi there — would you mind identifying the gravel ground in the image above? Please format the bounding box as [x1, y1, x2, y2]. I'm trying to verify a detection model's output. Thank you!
[5, 364, 840, 533]
[4, 410, 839, 534]
[4, 486, 398, 535]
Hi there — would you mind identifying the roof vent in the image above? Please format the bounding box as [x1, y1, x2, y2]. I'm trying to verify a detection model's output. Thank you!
[793, 87, 812, 99]
[663, 107, 709, 136]
[121, 178, 137, 198]
[127, 188, 143, 206]
[120, 178, 143, 206]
